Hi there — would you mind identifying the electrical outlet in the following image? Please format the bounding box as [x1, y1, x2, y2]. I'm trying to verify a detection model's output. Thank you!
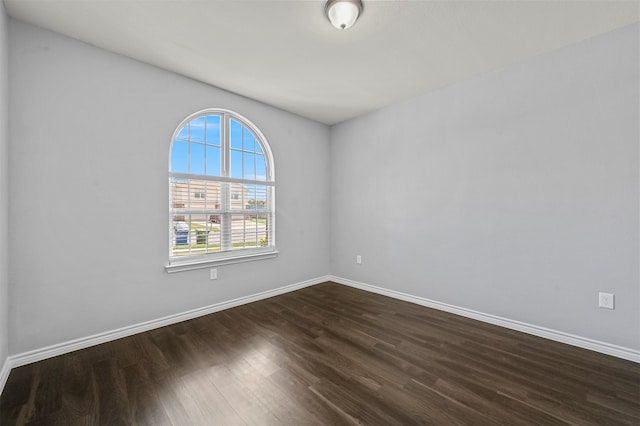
[210, 268, 218, 280]
[598, 292, 614, 309]
[356, 255, 362, 264]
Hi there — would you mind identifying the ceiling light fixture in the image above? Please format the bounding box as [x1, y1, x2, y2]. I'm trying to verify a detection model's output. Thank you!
[325, 0, 363, 30]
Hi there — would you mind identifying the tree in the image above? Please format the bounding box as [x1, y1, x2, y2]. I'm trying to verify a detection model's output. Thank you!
[248, 199, 266, 207]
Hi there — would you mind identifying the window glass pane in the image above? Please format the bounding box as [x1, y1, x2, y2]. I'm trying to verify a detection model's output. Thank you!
[189, 180, 206, 209]
[206, 146, 220, 176]
[258, 214, 269, 247]
[256, 185, 268, 210]
[206, 220, 221, 253]
[255, 141, 263, 154]
[190, 117, 205, 142]
[256, 154, 266, 181]
[205, 115, 221, 146]
[229, 182, 246, 210]
[170, 177, 189, 210]
[230, 119, 242, 149]
[230, 215, 245, 249]
[205, 181, 221, 211]
[246, 185, 267, 211]
[172, 217, 190, 257]
[190, 143, 205, 175]
[245, 214, 259, 246]
[243, 152, 255, 180]
[243, 128, 255, 152]
[230, 149, 242, 179]
[170, 141, 189, 173]
[229, 214, 267, 250]
[190, 213, 208, 254]
[245, 184, 255, 207]
[171, 211, 223, 256]
[176, 125, 189, 141]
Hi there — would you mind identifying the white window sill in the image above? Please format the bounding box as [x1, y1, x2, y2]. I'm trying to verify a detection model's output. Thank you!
[165, 249, 278, 273]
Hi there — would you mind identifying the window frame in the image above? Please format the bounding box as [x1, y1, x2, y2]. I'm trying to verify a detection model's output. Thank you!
[165, 109, 277, 273]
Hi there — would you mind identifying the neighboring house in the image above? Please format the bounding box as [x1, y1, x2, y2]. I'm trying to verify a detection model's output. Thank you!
[170, 179, 267, 254]
[170, 179, 250, 222]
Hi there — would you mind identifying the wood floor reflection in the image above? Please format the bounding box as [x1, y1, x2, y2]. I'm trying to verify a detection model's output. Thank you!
[1, 281, 639, 425]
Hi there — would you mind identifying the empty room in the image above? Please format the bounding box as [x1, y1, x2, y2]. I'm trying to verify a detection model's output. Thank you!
[0, 0, 638, 424]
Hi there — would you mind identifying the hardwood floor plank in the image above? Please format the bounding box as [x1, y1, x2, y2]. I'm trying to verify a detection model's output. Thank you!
[91, 359, 131, 426]
[225, 358, 324, 425]
[175, 368, 246, 425]
[121, 363, 172, 426]
[269, 366, 354, 426]
[206, 365, 282, 426]
[309, 377, 413, 425]
[9, 365, 40, 426]
[1, 281, 638, 425]
[60, 353, 97, 419]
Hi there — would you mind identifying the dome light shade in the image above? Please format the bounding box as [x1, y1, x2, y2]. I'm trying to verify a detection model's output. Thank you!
[325, 0, 363, 30]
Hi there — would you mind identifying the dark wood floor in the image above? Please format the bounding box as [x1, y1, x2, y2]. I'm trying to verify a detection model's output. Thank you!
[1, 282, 639, 425]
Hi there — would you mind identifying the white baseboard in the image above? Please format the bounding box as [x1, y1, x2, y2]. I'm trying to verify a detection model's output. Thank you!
[329, 275, 640, 363]
[0, 357, 10, 395]
[6, 275, 330, 372]
[2, 274, 637, 397]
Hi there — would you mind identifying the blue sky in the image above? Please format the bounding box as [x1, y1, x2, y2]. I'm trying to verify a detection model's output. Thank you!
[170, 115, 267, 182]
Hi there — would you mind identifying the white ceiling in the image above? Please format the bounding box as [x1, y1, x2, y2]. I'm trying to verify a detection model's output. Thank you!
[4, 0, 639, 125]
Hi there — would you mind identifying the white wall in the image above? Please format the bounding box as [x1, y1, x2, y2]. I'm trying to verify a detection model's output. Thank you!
[331, 24, 639, 351]
[8, 20, 330, 355]
[0, 2, 9, 372]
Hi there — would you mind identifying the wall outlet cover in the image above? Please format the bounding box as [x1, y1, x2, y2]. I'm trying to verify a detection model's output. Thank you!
[598, 292, 614, 309]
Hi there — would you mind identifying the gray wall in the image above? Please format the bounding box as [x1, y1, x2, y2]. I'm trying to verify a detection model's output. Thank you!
[8, 20, 330, 355]
[5, 17, 639, 358]
[0, 2, 9, 370]
[331, 24, 639, 351]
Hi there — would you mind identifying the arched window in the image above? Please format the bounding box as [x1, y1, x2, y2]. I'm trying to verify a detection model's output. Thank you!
[167, 109, 276, 271]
